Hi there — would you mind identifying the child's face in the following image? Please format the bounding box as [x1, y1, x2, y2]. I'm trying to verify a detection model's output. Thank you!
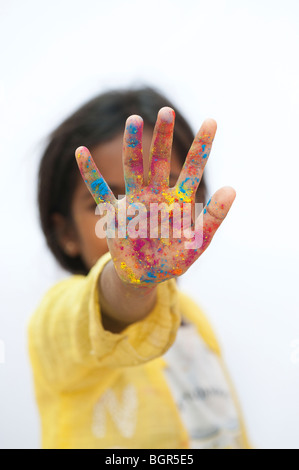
[68, 129, 183, 271]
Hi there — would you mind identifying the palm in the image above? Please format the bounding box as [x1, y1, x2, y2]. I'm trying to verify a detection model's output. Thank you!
[75, 107, 236, 286]
[107, 187, 196, 285]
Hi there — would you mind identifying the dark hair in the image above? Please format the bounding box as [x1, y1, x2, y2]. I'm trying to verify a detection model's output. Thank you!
[38, 86, 207, 275]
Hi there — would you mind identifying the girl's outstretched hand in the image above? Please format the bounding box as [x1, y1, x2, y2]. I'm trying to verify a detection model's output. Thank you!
[75, 107, 235, 287]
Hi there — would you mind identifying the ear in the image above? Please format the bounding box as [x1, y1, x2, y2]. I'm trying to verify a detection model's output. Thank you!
[51, 213, 81, 258]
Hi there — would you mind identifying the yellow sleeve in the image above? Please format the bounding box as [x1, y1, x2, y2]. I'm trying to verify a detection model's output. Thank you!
[28, 252, 181, 392]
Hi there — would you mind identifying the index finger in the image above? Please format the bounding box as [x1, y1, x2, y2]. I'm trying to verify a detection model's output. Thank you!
[75, 146, 116, 205]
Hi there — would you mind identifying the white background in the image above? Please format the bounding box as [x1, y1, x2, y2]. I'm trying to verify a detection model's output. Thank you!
[0, 0, 298, 449]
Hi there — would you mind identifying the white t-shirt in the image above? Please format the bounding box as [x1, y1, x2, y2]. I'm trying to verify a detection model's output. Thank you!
[163, 323, 242, 449]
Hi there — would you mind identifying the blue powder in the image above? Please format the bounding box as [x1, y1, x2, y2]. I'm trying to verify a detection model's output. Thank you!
[147, 272, 157, 278]
[91, 178, 109, 196]
[127, 123, 138, 134]
[127, 138, 138, 148]
[178, 177, 190, 194]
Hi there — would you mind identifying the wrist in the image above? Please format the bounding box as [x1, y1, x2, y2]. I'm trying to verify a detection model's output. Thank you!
[108, 260, 157, 297]
[98, 260, 157, 332]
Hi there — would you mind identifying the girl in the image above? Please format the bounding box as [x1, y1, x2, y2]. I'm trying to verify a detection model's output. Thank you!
[28, 86, 250, 449]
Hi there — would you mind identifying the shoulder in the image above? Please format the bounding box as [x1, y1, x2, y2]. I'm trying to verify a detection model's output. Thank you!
[177, 290, 221, 356]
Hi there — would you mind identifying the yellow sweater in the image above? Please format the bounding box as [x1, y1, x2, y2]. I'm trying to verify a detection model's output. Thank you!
[28, 252, 250, 449]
